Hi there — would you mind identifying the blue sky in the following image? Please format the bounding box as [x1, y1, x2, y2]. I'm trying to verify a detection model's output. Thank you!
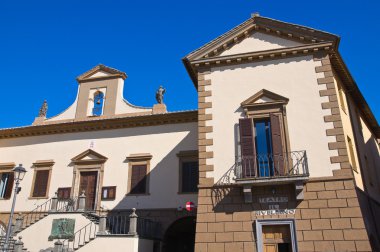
[0, 0, 378, 128]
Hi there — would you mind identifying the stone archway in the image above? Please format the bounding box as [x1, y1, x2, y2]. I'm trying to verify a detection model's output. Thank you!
[163, 216, 196, 252]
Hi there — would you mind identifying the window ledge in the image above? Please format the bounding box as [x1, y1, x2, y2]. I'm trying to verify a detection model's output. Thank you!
[178, 192, 198, 195]
[125, 193, 150, 197]
[28, 196, 49, 200]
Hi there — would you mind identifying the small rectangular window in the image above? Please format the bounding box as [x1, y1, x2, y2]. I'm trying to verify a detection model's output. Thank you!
[0, 172, 14, 199]
[181, 161, 199, 193]
[347, 136, 358, 172]
[101, 186, 116, 200]
[130, 165, 147, 194]
[337, 83, 346, 113]
[57, 187, 71, 200]
[32, 170, 50, 198]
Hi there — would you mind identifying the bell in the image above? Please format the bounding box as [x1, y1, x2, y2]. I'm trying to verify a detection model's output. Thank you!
[96, 99, 101, 105]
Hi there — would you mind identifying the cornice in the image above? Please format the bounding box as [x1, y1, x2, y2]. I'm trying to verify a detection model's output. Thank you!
[190, 42, 334, 69]
[32, 160, 55, 167]
[77, 74, 126, 83]
[0, 111, 198, 139]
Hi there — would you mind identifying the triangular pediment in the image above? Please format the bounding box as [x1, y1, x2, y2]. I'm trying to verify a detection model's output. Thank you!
[71, 149, 108, 164]
[241, 89, 289, 107]
[76, 64, 127, 82]
[219, 32, 303, 56]
[184, 15, 338, 61]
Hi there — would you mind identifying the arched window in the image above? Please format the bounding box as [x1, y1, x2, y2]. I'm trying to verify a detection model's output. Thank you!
[92, 91, 104, 116]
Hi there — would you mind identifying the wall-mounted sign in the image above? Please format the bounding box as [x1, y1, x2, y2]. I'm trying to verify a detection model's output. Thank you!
[259, 196, 288, 203]
[186, 201, 195, 211]
[48, 218, 75, 241]
[255, 209, 296, 216]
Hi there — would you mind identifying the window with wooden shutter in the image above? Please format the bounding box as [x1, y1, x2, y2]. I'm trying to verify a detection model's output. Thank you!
[101, 186, 116, 200]
[57, 187, 71, 200]
[270, 113, 284, 176]
[239, 118, 256, 177]
[181, 161, 199, 193]
[0, 172, 14, 199]
[130, 165, 147, 194]
[32, 170, 50, 198]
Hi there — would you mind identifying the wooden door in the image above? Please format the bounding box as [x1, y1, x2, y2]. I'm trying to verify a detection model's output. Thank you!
[79, 171, 98, 210]
[262, 225, 292, 252]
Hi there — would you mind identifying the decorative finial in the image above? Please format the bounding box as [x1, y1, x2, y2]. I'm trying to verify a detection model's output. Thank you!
[38, 100, 48, 117]
[251, 12, 260, 18]
[155, 85, 166, 104]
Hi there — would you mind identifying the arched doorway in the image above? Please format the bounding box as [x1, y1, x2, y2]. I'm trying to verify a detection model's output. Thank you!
[163, 216, 196, 252]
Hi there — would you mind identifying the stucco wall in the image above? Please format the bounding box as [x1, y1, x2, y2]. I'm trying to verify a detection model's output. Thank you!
[340, 75, 380, 201]
[333, 73, 364, 190]
[17, 213, 92, 252]
[78, 236, 154, 252]
[0, 122, 198, 212]
[204, 55, 340, 181]
[219, 32, 302, 56]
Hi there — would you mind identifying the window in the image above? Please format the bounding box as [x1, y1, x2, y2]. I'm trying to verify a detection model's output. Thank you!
[347, 136, 358, 172]
[57, 187, 71, 200]
[126, 154, 152, 195]
[256, 220, 298, 252]
[337, 82, 346, 113]
[181, 161, 199, 193]
[30, 160, 53, 198]
[239, 89, 290, 179]
[31, 170, 50, 198]
[239, 113, 286, 178]
[0, 172, 14, 199]
[356, 109, 363, 137]
[130, 165, 147, 194]
[101, 186, 116, 200]
[177, 151, 199, 193]
[92, 91, 104, 116]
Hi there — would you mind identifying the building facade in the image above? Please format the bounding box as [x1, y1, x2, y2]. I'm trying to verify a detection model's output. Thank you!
[0, 14, 379, 252]
[183, 14, 379, 252]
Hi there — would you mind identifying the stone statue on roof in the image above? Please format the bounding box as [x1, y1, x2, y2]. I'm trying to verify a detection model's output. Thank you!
[155, 85, 166, 104]
[38, 100, 48, 117]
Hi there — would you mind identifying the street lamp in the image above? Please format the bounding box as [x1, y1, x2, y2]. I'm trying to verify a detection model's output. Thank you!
[2, 164, 26, 252]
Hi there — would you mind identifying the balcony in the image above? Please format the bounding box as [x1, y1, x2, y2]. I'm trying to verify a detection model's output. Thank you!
[234, 150, 309, 185]
[217, 151, 309, 202]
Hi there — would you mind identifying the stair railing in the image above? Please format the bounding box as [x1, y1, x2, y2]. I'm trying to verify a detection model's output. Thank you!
[20, 198, 52, 230]
[61, 221, 98, 251]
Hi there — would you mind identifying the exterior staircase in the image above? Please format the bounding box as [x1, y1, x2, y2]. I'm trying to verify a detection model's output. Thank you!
[0, 236, 16, 251]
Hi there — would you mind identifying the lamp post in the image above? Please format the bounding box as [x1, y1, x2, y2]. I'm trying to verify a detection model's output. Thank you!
[3, 164, 26, 252]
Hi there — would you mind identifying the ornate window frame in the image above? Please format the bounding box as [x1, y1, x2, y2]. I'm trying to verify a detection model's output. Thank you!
[126, 153, 152, 196]
[240, 89, 291, 155]
[0, 162, 16, 200]
[29, 160, 54, 199]
[71, 149, 108, 210]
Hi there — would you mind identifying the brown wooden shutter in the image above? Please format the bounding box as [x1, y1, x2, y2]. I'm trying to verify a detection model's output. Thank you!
[270, 113, 284, 175]
[181, 161, 199, 193]
[130, 165, 147, 194]
[239, 118, 256, 177]
[32, 170, 50, 197]
[4, 172, 14, 199]
[57, 187, 71, 199]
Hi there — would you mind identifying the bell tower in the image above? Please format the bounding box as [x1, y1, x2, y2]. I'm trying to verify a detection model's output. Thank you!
[74, 64, 127, 119]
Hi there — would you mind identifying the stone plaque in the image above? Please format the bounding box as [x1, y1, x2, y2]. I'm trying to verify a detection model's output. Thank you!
[48, 218, 75, 241]
[258, 196, 288, 203]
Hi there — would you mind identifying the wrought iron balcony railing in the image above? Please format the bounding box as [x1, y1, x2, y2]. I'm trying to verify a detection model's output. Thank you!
[235, 150, 309, 180]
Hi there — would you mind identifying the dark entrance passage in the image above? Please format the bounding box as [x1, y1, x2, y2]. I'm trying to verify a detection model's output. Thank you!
[163, 216, 196, 252]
